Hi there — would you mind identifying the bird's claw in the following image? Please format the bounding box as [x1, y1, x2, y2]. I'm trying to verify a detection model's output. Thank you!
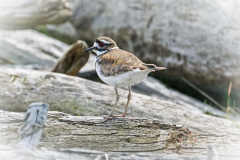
[100, 114, 126, 123]
[112, 114, 125, 118]
[103, 115, 114, 119]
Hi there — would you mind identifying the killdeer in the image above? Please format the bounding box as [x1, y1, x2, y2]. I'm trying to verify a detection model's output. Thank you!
[84, 37, 166, 122]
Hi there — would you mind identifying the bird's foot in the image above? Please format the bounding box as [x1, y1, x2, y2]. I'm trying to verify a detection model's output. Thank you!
[100, 114, 114, 123]
[102, 114, 114, 119]
[102, 114, 125, 118]
[100, 114, 126, 123]
[112, 114, 126, 118]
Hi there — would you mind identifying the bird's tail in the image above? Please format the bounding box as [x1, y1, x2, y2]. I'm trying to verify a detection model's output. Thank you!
[143, 64, 166, 71]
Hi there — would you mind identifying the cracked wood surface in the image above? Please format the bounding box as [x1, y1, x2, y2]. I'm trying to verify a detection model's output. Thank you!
[0, 69, 239, 159]
[0, 110, 239, 159]
[0, 68, 239, 135]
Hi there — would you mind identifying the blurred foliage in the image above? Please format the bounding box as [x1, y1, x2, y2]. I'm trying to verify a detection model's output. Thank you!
[35, 25, 77, 45]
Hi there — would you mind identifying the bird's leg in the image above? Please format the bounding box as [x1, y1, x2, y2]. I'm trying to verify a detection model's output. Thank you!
[114, 86, 131, 118]
[101, 86, 120, 123]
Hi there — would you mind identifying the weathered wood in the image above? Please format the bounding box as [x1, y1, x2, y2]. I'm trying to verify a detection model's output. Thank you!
[81, 73, 229, 118]
[0, 29, 233, 118]
[0, 110, 239, 159]
[18, 102, 49, 149]
[51, 40, 90, 76]
[0, 0, 71, 30]
[0, 29, 98, 73]
[0, 145, 208, 160]
[0, 68, 239, 135]
[0, 30, 66, 66]
[69, 0, 240, 91]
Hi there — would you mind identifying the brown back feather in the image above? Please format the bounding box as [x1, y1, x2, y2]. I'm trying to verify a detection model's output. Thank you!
[98, 49, 150, 77]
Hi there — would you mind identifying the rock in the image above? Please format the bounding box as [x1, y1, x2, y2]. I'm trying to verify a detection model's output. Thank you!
[0, 110, 240, 159]
[0, 0, 72, 30]
[68, 0, 240, 90]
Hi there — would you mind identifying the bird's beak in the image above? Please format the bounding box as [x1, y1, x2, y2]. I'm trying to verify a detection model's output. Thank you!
[84, 46, 96, 53]
[158, 67, 167, 70]
[155, 67, 167, 71]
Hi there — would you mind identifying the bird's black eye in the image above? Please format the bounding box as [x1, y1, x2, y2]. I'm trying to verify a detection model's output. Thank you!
[99, 42, 105, 47]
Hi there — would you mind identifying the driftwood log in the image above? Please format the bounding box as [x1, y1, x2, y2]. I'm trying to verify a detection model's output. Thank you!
[0, 29, 229, 118]
[0, 68, 239, 159]
[18, 102, 49, 149]
[0, 29, 96, 72]
[0, 68, 238, 134]
[51, 40, 90, 75]
[69, 0, 240, 91]
[0, 0, 71, 30]
[0, 30, 65, 66]
[0, 109, 239, 159]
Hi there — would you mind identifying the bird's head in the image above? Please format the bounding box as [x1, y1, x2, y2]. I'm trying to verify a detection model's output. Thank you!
[84, 37, 118, 56]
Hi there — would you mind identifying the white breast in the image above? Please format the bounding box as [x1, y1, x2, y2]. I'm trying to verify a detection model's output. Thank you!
[95, 61, 152, 88]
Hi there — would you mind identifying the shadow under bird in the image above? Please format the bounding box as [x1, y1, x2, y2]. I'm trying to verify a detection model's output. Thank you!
[84, 37, 166, 122]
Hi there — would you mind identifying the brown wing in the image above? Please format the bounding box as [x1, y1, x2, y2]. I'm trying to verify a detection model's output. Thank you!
[98, 49, 149, 77]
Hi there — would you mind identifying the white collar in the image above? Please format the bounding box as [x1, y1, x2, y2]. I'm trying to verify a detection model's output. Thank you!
[96, 47, 119, 58]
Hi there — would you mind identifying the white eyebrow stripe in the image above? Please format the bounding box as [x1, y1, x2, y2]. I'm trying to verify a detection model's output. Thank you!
[100, 40, 111, 44]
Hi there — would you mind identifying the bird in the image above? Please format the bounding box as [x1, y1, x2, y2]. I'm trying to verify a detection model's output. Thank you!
[84, 37, 166, 123]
